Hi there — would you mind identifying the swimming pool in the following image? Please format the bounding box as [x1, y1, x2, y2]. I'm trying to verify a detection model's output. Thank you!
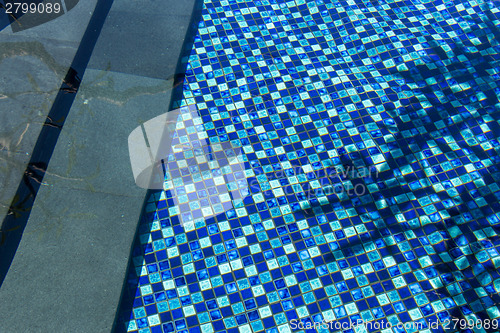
[1, 0, 500, 332]
[114, 0, 500, 332]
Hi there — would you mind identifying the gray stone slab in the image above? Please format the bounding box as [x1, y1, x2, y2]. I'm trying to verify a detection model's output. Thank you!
[0, 69, 174, 332]
[39, 69, 175, 195]
[0, 0, 96, 221]
[0, 0, 194, 219]
[0, 188, 143, 332]
[87, 0, 196, 79]
[0, 0, 195, 329]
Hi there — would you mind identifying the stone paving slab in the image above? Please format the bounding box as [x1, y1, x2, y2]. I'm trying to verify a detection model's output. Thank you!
[0, 0, 196, 330]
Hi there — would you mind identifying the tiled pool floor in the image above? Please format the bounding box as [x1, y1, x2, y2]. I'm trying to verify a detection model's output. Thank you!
[117, 0, 500, 332]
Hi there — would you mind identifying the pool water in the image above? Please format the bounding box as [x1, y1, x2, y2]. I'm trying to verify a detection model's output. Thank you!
[116, 0, 500, 332]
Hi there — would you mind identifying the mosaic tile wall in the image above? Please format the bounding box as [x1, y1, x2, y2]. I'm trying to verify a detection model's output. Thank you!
[117, 0, 500, 332]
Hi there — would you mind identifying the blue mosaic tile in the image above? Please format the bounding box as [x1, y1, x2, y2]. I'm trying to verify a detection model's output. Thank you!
[117, 0, 500, 332]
